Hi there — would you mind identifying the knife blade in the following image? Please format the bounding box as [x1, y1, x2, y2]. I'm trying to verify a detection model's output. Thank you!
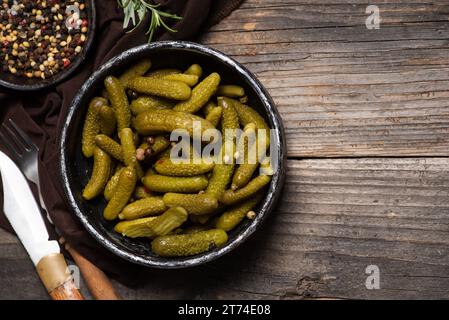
[0, 151, 59, 264]
[0, 150, 83, 300]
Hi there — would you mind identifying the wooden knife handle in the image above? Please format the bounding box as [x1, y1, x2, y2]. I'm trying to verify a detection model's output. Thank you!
[65, 243, 121, 300]
[49, 280, 84, 300]
[36, 253, 84, 300]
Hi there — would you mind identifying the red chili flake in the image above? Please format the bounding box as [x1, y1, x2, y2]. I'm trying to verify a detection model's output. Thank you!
[81, 19, 88, 27]
[63, 58, 71, 68]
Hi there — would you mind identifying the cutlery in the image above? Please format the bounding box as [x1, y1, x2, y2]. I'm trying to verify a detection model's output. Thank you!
[0, 150, 84, 300]
[0, 119, 120, 300]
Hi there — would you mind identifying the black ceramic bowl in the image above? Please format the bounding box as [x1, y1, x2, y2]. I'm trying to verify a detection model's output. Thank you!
[59, 41, 286, 268]
[0, 1, 96, 92]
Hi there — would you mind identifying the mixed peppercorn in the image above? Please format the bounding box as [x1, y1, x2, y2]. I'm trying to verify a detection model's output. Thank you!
[0, 0, 88, 79]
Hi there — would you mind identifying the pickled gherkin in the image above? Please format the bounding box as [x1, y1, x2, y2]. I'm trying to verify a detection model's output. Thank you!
[104, 167, 124, 201]
[114, 217, 157, 237]
[232, 100, 270, 132]
[119, 58, 152, 86]
[104, 76, 131, 133]
[119, 197, 167, 220]
[133, 109, 216, 136]
[219, 97, 239, 161]
[216, 192, 263, 231]
[142, 174, 208, 193]
[232, 123, 258, 189]
[154, 157, 214, 177]
[173, 73, 221, 113]
[151, 229, 228, 257]
[98, 105, 117, 136]
[232, 128, 269, 189]
[95, 134, 123, 161]
[82, 147, 112, 200]
[235, 123, 257, 163]
[81, 60, 276, 257]
[120, 128, 144, 178]
[205, 106, 222, 127]
[82, 97, 107, 158]
[206, 164, 234, 199]
[217, 85, 245, 98]
[163, 193, 218, 215]
[103, 167, 137, 221]
[206, 98, 238, 198]
[128, 77, 191, 100]
[220, 175, 271, 205]
[130, 96, 175, 115]
[232, 100, 271, 189]
[146, 68, 181, 78]
[232, 100, 271, 153]
[184, 64, 203, 78]
[115, 207, 188, 238]
[150, 135, 171, 155]
[162, 74, 199, 87]
[202, 101, 217, 116]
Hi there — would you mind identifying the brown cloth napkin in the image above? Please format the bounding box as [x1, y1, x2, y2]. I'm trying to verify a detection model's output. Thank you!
[0, 0, 243, 285]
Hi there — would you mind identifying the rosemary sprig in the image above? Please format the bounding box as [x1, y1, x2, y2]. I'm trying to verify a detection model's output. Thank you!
[117, 0, 183, 42]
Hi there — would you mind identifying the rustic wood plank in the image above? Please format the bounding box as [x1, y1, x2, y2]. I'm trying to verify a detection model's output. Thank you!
[200, 0, 449, 157]
[218, 1, 449, 31]
[130, 158, 449, 300]
[2, 0, 449, 301]
[0, 230, 97, 300]
[2, 158, 448, 299]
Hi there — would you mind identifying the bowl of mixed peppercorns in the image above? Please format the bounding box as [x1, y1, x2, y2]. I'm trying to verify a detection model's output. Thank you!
[0, 0, 95, 91]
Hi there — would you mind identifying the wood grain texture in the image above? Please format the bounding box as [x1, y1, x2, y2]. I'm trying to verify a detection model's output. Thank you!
[0, 230, 131, 300]
[1, 0, 449, 300]
[65, 243, 121, 300]
[49, 280, 84, 300]
[2, 158, 449, 299]
[200, 0, 449, 157]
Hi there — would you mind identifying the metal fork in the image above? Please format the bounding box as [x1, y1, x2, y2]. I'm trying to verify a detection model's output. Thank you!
[0, 118, 121, 299]
[0, 118, 51, 222]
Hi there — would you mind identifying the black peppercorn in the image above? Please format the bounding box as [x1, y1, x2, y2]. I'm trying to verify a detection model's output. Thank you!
[127, 90, 139, 100]
[144, 148, 154, 159]
[146, 137, 156, 145]
[0, 0, 88, 79]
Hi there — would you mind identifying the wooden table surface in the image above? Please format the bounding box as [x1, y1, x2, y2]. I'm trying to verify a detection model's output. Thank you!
[1, 0, 449, 299]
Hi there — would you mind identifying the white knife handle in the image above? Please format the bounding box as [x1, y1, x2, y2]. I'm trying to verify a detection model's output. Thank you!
[36, 253, 84, 300]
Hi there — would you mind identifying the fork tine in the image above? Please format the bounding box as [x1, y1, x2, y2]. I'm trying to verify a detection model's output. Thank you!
[0, 130, 22, 162]
[7, 118, 36, 151]
[3, 124, 30, 153]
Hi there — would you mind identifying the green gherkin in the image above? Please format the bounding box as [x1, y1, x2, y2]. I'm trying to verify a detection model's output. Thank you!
[142, 174, 209, 194]
[82, 147, 112, 200]
[216, 192, 263, 231]
[104, 76, 131, 132]
[128, 77, 191, 100]
[151, 229, 228, 257]
[173, 73, 221, 113]
[82, 97, 108, 157]
[115, 207, 188, 238]
[103, 167, 137, 221]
